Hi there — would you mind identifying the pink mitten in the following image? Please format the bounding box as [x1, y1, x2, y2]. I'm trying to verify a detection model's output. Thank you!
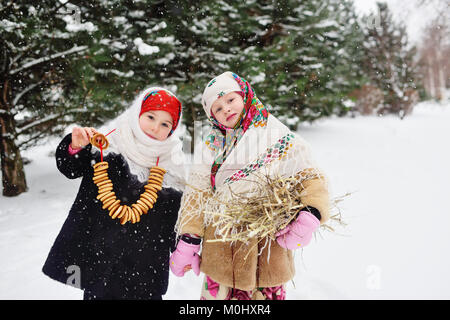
[276, 211, 320, 250]
[169, 239, 201, 277]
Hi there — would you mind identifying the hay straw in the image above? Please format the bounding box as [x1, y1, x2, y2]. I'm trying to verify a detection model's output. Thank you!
[205, 170, 319, 244]
[203, 169, 349, 248]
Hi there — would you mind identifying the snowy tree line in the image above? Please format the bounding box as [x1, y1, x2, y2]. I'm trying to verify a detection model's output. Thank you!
[0, 0, 433, 196]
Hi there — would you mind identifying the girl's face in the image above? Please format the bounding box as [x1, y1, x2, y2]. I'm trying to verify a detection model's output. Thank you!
[210, 92, 245, 128]
[139, 110, 173, 141]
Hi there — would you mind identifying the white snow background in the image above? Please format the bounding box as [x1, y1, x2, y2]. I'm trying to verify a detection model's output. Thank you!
[1, 99, 449, 300]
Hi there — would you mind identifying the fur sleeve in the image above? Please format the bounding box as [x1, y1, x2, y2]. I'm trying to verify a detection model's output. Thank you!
[175, 168, 212, 238]
[299, 173, 330, 224]
[56, 133, 94, 179]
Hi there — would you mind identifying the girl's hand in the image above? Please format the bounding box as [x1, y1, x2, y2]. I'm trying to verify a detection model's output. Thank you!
[169, 240, 201, 277]
[276, 211, 320, 250]
[71, 127, 98, 150]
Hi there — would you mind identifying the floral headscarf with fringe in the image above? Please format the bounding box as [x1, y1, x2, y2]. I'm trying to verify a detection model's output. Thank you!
[204, 72, 269, 190]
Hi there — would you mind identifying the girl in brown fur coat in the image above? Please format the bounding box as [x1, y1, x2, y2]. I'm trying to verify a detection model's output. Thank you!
[170, 72, 330, 300]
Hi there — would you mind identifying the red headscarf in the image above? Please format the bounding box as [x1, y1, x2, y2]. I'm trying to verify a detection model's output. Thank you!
[139, 89, 182, 134]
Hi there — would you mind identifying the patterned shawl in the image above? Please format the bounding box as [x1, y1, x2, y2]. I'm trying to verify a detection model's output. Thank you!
[204, 73, 269, 190]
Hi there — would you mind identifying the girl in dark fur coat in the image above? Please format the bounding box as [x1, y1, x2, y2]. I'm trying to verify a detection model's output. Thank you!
[42, 87, 186, 300]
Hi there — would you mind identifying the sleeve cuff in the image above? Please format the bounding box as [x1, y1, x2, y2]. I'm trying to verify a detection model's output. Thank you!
[302, 206, 322, 221]
[180, 233, 202, 245]
[68, 143, 82, 155]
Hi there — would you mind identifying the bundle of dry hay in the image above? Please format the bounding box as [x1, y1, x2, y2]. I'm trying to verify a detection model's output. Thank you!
[203, 170, 347, 245]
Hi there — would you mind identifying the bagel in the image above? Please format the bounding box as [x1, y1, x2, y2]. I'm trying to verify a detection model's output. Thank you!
[150, 166, 166, 175]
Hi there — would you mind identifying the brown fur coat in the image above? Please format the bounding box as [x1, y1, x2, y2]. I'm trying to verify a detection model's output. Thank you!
[178, 175, 330, 291]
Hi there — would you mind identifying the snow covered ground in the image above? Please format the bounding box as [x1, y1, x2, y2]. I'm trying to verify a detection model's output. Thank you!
[1, 99, 449, 300]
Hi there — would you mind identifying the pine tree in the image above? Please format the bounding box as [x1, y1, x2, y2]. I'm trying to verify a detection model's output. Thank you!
[1, 0, 89, 196]
[1, 0, 371, 196]
[155, 0, 367, 133]
[153, 0, 265, 148]
[232, 0, 366, 128]
[0, 0, 184, 196]
[361, 2, 420, 118]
